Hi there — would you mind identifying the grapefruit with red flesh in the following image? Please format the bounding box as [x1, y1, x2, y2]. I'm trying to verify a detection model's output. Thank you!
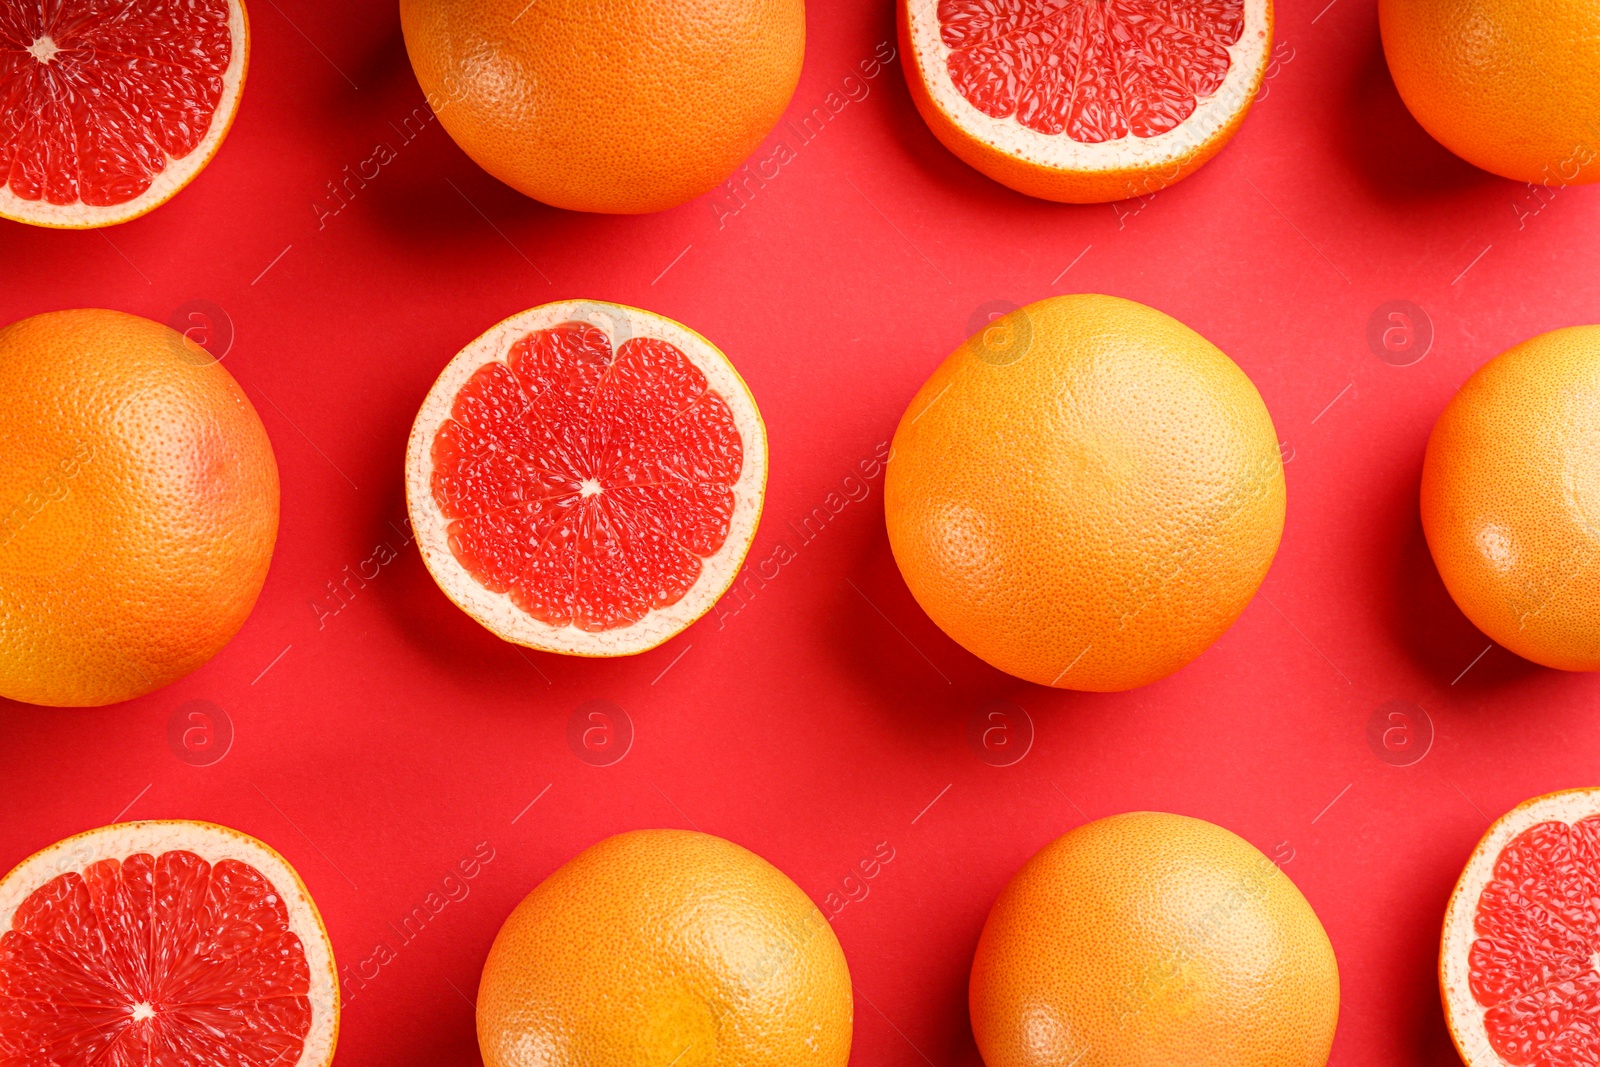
[899, 0, 1274, 203]
[1442, 788, 1600, 1067]
[0, 0, 249, 228]
[406, 300, 767, 657]
[0, 820, 338, 1067]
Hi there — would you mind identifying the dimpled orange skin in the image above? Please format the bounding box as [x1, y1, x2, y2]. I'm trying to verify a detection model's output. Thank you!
[884, 295, 1284, 692]
[477, 829, 853, 1067]
[1421, 327, 1600, 671]
[969, 812, 1340, 1067]
[398, 0, 805, 215]
[1379, 0, 1600, 185]
[0, 309, 279, 707]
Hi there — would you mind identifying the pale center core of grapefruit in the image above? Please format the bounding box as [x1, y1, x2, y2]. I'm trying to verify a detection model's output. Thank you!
[1470, 816, 1600, 1064]
[430, 322, 745, 633]
[26, 36, 58, 63]
[0, 0, 233, 207]
[939, 0, 1244, 142]
[0, 850, 315, 1066]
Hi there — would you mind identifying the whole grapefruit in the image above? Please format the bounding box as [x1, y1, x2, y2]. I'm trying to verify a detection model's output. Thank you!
[970, 812, 1340, 1067]
[1421, 326, 1600, 670]
[0, 309, 279, 706]
[1380, 0, 1600, 185]
[477, 829, 852, 1067]
[399, 0, 806, 214]
[884, 294, 1284, 691]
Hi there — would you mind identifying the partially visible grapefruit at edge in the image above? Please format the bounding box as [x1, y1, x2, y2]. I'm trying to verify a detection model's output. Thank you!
[898, 0, 1274, 203]
[0, 0, 249, 228]
[0, 820, 338, 1067]
[0, 308, 279, 707]
[399, 0, 805, 214]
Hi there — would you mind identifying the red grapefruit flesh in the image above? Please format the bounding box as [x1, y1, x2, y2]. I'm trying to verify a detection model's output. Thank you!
[0, 0, 249, 229]
[406, 300, 767, 657]
[1443, 788, 1600, 1067]
[900, 0, 1272, 202]
[943, 0, 1241, 141]
[0, 820, 338, 1067]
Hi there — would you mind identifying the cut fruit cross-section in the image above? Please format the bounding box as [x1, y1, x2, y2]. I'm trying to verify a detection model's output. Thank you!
[0, 820, 338, 1067]
[1442, 787, 1600, 1067]
[899, 0, 1273, 203]
[406, 300, 768, 657]
[0, 0, 249, 228]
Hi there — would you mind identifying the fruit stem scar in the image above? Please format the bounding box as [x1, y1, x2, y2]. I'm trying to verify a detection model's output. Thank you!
[27, 37, 61, 64]
[579, 478, 602, 497]
[130, 1002, 155, 1022]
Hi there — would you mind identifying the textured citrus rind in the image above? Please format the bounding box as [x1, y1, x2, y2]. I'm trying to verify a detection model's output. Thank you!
[1420, 325, 1600, 672]
[398, 0, 804, 214]
[0, 308, 280, 707]
[1379, 0, 1600, 186]
[969, 811, 1339, 1067]
[884, 294, 1285, 691]
[477, 828, 852, 1067]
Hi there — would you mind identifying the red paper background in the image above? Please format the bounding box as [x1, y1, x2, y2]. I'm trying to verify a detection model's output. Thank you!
[3, 1, 1597, 1063]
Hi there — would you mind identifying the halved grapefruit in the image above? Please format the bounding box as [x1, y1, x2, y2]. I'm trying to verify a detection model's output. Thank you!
[0, 0, 249, 228]
[898, 0, 1274, 203]
[405, 300, 767, 657]
[1442, 787, 1600, 1067]
[0, 820, 338, 1066]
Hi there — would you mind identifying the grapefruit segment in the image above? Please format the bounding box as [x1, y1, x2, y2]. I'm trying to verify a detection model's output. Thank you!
[1443, 789, 1600, 1067]
[406, 301, 767, 657]
[900, 0, 1272, 202]
[0, 0, 249, 229]
[0, 821, 337, 1067]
